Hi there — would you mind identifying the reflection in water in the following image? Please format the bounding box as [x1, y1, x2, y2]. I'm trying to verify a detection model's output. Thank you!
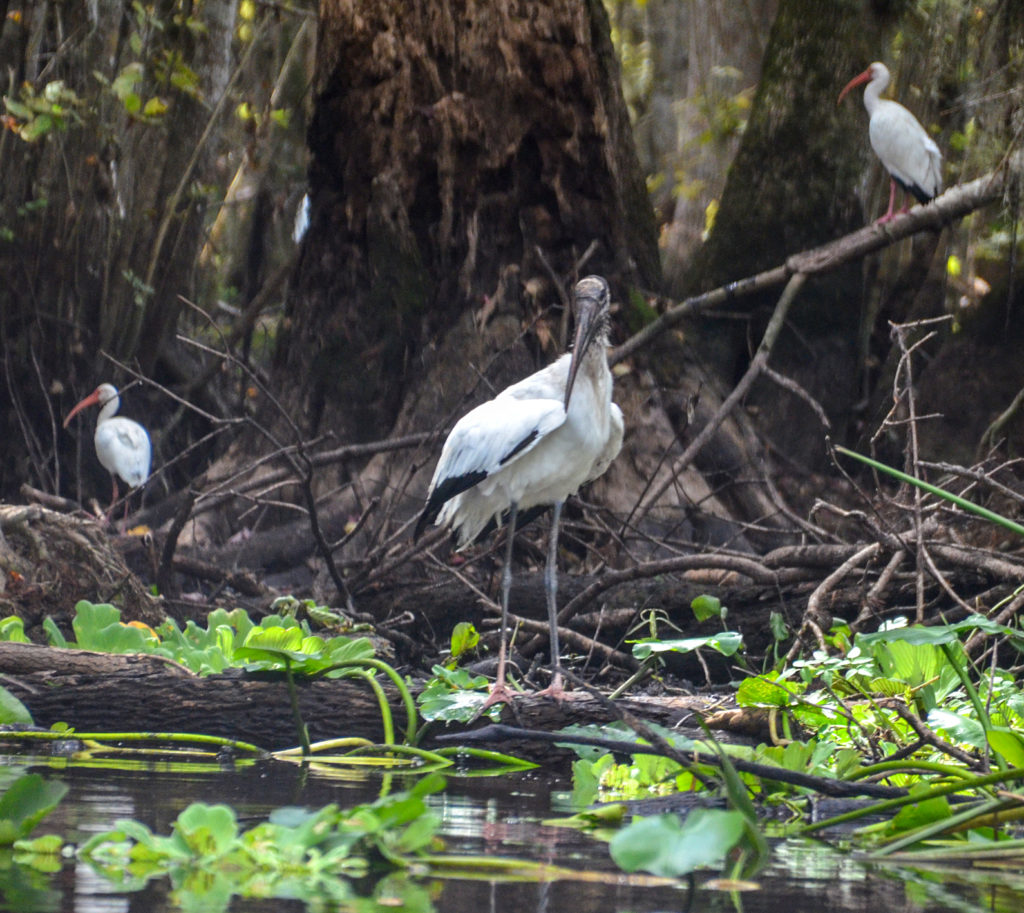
[0, 756, 1015, 913]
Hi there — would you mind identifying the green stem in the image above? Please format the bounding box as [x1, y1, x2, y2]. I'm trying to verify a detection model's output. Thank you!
[432, 746, 539, 769]
[801, 764, 1024, 834]
[835, 446, 1024, 537]
[849, 759, 978, 781]
[284, 657, 311, 757]
[3, 729, 265, 754]
[938, 641, 1006, 771]
[320, 659, 419, 745]
[349, 668, 395, 747]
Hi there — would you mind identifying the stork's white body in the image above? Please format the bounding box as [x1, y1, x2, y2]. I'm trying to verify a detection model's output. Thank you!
[417, 276, 623, 703]
[840, 62, 942, 222]
[431, 348, 623, 548]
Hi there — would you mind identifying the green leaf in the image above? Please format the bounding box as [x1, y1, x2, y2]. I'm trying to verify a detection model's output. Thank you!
[450, 622, 479, 660]
[111, 62, 144, 99]
[173, 803, 239, 857]
[691, 595, 724, 622]
[0, 617, 29, 644]
[14, 833, 63, 855]
[19, 115, 53, 142]
[3, 97, 33, 120]
[609, 808, 746, 877]
[860, 615, 1011, 648]
[928, 709, 987, 749]
[142, 97, 168, 117]
[42, 617, 67, 648]
[0, 685, 33, 725]
[237, 625, 310, 662]
[988, 729, 1024, 767]
[890, 791, 951, 833]
[736, 673, 795, 707]
[632, 631, 743, 660]
[0, 774, 68, 843]
[72, 601, 157, 654]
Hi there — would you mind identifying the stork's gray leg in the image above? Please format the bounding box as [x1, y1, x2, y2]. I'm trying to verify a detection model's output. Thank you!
[495, 501, 518, 688]
[481, 502, 519, 709]
[540, 499, 567, 697]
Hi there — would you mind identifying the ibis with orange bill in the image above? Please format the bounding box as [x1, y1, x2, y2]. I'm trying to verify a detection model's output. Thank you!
[64, 383, 151, 515]
[838, 61, 942, 223]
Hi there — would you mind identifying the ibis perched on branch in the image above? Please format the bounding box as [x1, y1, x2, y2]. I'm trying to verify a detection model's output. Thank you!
[64, 383, 151, 517]
[416, 275, 624, 705]
[838, 61, 942, 223]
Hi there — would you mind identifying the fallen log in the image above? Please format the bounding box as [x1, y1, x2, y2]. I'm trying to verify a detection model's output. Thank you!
[0, 642, 737, 757]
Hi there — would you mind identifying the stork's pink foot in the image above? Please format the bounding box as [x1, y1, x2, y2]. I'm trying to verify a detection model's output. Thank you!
[534, 675, 571, 701]
[479, 681, 518, 710]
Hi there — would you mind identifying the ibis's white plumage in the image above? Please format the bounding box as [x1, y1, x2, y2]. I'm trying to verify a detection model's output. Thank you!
[839, 62, 942, 222]
[416, 275, 623, 703]
[64, 383, 151, 507]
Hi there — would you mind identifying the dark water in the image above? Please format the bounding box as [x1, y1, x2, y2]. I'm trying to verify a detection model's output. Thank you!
[0, 756, 1019, 913]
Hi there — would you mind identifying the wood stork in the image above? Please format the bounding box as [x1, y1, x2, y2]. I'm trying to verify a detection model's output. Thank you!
[63, 383, 151, 516]
[838, 61, 942, 224]
[415, 275, 624, 705]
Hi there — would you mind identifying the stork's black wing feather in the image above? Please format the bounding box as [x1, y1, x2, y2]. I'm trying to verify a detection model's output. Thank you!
[413, 469, 487, 541]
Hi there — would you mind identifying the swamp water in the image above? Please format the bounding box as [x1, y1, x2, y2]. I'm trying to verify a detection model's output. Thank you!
[1, 755, 1021, 913]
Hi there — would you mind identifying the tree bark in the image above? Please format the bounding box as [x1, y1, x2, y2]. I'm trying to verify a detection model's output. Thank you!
[0, 642, 730, 756]
[277, 0, 661, 442]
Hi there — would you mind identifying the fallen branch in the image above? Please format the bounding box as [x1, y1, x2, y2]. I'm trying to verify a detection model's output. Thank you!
[610, 169, 1007, 367]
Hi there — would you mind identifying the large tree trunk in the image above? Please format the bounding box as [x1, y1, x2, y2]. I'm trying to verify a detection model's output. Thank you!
[668, 0, 877, 475]
[277, 0, 661, 442]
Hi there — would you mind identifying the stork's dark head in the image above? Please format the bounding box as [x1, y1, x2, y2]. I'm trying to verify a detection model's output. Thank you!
[564, 275, 611, 410]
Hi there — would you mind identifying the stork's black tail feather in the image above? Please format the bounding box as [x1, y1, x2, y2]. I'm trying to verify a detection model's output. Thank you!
[413, 469, 487, 541]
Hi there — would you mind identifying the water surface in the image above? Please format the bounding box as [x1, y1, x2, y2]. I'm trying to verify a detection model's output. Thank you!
[1, 756, 1017, 912]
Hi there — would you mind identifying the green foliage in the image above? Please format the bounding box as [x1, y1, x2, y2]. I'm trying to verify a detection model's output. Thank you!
[416, 666, 500, 723]
[2, 81, 82, 141]
[79, 775, 447, 908]
[0, 774, 67, 845]
[0, 601, 418, 748]
[609, 808, 747, 878]
[630, 630, 743, 662]
[447, 622, 480, 667]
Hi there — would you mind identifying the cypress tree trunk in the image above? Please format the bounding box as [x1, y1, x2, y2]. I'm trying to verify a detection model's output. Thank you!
[277, 0, 661, 442]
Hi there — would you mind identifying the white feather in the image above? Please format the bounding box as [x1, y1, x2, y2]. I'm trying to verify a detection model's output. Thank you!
[858, 62, 942, 202]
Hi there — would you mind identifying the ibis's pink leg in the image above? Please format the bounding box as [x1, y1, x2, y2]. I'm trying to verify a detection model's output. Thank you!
[536, 499, 570, 700]
[103, 475, 121, 526]
[877, 179, 899, 224]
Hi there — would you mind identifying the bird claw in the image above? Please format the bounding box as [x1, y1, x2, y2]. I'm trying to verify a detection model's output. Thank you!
[534, 674, 572, 701]
[468, 681, 523, 725]
[479, 682, 518, 710]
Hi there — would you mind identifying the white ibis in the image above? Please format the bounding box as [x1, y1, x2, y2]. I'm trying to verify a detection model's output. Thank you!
[838, 61, 942, 223]
[415, 275, 624, 705]
[63, 383, 151, 517]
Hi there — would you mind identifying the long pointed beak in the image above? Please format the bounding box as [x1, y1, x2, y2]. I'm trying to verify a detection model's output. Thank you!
[563, 295, 602, 411]
[837, 68, 872, 105]
[63, 389, 101, 428]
